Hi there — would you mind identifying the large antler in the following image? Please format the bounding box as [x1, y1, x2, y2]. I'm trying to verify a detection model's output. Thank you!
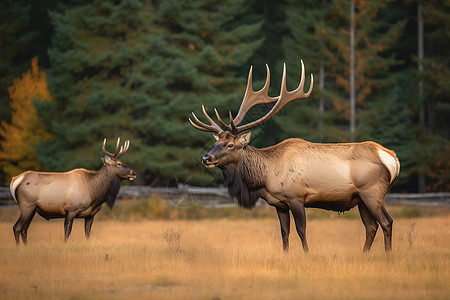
[234, 60, 314, 133]
[102, 138, 130, 159]
[232, 64, 277, 126]
[189, 61, 313, 135]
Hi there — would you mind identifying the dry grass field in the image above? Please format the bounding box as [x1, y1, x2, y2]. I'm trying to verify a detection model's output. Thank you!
[0, 201, 449, 300]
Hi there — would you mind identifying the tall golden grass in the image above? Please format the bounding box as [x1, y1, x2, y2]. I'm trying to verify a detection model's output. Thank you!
[0, 204, 449, 299]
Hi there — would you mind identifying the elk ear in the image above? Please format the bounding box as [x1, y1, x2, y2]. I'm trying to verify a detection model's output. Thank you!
[103, 156, 113, 165]
[213, 133, 220, 141]
[238, 131, 252, 146]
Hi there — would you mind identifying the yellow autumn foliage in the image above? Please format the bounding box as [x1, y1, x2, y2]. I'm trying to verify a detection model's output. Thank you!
[0, 57, 53, 183]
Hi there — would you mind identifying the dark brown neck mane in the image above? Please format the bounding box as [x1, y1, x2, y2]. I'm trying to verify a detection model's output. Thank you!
[91, 166, 121, 209]
[220, 146, 268, 209]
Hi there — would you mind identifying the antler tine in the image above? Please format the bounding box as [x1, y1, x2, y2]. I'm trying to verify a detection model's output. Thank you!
[280, 62, 288, 98]
[117, 140, 130, 158]
[263, 64, 271, 92]
[303, 60, 314, 97]
[189, 117, 211, 132]
[235, 61, 314, 134]
[102, 138, 116, 157]
[188, 106, 222, 133]
[233, 64, 278, 126]
[113, 137, 121, 156]
[229, 111, 238, 134]
[191, 112, 211, 130]
[290, 60, 313, 97]
[299, 60, 306, 94]
[214, 108, 231, 130]
[201, 105, 223, 133]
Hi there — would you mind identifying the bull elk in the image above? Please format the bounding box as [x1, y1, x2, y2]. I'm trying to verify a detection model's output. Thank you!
[189, 61, 400, 252]
[10, 138, 136, 245]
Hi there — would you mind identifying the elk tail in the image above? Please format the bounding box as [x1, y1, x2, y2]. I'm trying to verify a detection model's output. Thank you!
[10, 174, 25, 203]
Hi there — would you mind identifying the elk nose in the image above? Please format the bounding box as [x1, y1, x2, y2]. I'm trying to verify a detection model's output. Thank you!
[202, 154, 212, 165]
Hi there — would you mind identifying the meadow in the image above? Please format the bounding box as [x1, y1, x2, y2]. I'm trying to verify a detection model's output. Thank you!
[0, 198, 449, 300]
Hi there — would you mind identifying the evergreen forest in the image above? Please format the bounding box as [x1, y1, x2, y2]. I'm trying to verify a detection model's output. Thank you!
[0, 0, 449, 192]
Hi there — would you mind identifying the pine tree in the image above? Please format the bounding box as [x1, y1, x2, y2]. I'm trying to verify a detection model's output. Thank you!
[281, 0, 348, 143]
[312, 0, 404, 141]
[279, 1, 405, 145]
[0, 0, 36, 124]
[152, 0, 263, 185]
[40, 0, 262, 186]
[416, 0, 450, 191]
[358, 69, 416, 188]
[0, 57, 53, 183]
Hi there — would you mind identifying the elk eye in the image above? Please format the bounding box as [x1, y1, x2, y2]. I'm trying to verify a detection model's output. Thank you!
[227, 144, 234, 149]
[117, 162, 122, 167]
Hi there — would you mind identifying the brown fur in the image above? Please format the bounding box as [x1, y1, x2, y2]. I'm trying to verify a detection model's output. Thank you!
[10, 149, 135, 245]
[203, 135, 400, 252]
[192, 63, 399, 252]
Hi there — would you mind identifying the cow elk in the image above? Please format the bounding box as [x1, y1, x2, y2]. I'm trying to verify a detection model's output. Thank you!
[189, 61, 400, 252]
[10, 138, 136, 245]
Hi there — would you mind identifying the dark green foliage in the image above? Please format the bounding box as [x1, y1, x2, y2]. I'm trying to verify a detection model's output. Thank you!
[0, 0, 35, 123]
[1, 0, 448, 191]
[281, 0, 347, 143]
[416, 1, 450, 191]
[0, 0, 46, 184]
[0, 0, 57, 126]
[359, 69, 416, 184]
[38, 0, 262, 186]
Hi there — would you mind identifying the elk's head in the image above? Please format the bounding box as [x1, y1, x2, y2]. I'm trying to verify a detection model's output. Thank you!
[189, 61, 314, 168]
[101, 138, 137, 181]
[202, 131, 252, 168]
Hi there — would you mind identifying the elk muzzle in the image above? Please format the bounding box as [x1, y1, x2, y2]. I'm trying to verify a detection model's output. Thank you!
[202, 153, 218, 168]
[128, 170, 137, 181]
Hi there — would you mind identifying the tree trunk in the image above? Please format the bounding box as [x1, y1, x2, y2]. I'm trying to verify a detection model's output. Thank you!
[349, 0, 356, 141]
[418, 4, 426, 193]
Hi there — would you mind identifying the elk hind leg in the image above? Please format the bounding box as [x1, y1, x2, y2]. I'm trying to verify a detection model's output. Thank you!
[13, 207, 36, 245]
[20, 209, 36, 245]
[276, 207, 290, 252]
[358, 201, 379, 252]
[381, 206, 393, 251]
[359, 192, 393, 251]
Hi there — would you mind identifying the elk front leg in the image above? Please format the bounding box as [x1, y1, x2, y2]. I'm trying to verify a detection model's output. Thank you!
[289, 200, 309, 253]
[276, 207, 290, 252]
[64, 212, 76, 242]
[84, 216, 94, 240]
